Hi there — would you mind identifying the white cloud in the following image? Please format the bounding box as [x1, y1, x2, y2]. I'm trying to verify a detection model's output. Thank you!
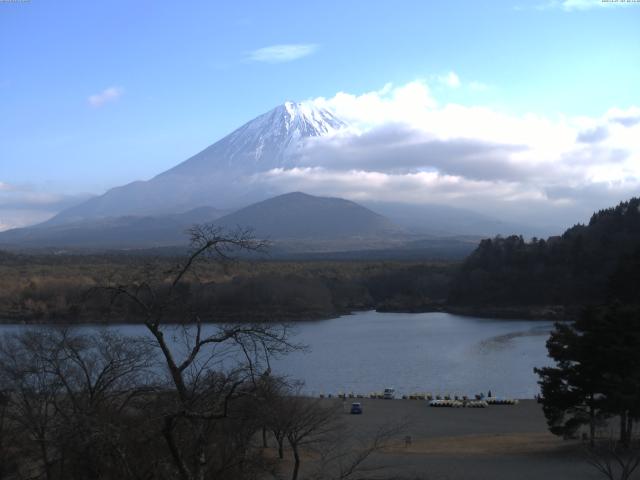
[0, 182, 92, 230]
[312, 81, 437, 129]
[558, 0, 603, 10]
[536, 0, 629, 10]
[439, 71, 461, 88]
[282, 80, 640, 228]
[88, 86, 123, 107]
[260, 167, 532, 204]
[247, 44, 318, 63]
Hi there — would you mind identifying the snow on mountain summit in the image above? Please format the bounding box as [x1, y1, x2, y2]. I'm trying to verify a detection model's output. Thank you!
[43, 101, 350, 222]
[281, 100, 346, 135]
[222, 100, 347, 165]
[166, 101, 348, 176]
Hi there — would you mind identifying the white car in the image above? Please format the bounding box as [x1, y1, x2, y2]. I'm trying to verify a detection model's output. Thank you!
[383, 388, 395, 399]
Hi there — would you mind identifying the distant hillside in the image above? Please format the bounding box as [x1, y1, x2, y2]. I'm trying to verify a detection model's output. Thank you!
[0, 191, 484, 259]
[0, 193, 401, 251]
[46, 102, 347, 224]
[0, 207, 227, 249]
[448, 197, 640, 309]
[213, 192, 398, 239]
[364, 202, 552, 238]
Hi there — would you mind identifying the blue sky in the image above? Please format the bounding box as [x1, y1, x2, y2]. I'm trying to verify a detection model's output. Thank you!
[1, 0, 639, 228]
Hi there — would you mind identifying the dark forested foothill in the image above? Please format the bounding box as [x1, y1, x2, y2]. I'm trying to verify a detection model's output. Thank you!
[448, 197, 640, 316]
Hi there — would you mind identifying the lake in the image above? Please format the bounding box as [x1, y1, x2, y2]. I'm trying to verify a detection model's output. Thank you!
[0, 311, 556, 399]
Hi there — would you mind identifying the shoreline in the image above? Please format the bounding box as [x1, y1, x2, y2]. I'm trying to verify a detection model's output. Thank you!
[0, 303, 575, 325]
[441, 304, 578, 321]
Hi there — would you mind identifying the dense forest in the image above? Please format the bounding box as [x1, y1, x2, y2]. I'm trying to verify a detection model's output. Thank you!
[0, 252, 453, 323]
[449, 197, 640, 313]
[2, 197, 640, 323]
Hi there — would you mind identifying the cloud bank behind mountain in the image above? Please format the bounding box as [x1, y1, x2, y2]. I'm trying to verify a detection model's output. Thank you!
[253, 80, 639, 229]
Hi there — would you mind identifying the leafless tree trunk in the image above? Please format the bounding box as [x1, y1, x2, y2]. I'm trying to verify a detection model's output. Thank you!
[106, 225, 299, 480]
[276, 433, 285, 459]
[282, 396, 341, 480]
[589, 396, 596, 448]
[585, 438, 640, 480]
[311, 421, 407, 480]
[0, 391, 9, 478]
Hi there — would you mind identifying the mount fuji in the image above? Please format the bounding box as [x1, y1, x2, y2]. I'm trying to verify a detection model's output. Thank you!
[0, 101, 544, 252]
[46, 101, 347, 225]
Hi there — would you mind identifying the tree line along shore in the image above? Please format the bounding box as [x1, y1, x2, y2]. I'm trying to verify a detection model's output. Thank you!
[1, 198, 639, 324]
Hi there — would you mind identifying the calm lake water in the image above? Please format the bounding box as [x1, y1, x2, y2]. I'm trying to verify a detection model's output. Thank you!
[0, 311, 556, 399]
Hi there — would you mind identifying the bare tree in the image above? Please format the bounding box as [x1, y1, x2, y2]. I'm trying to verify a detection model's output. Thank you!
[106, 225, 299, 480]
[281, 395, 342, 480]
[255, 372, 290, 456]
[0, 387, 18, 479]
[311, 422, 407, 480]
[0, 331, 63, 480]
[44, 329, 156, 480]
[263, 386, 405, 480]
[0, 327, 155, 480]
[585, 438, 640, 480]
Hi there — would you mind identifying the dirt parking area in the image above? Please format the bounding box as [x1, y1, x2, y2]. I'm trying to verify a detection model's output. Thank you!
[333, 399, 601, 480]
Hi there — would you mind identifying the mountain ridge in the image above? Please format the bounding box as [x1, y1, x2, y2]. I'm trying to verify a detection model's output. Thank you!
[212, 191, 398, 239]
[0, 206, 229, 249]
[0, 192, 402, 250]
[12, 101, 550, 247]
[46, 101, 346, 224]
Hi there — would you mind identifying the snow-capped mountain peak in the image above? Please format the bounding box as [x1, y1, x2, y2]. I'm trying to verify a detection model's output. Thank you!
[281, 100, 346, 135]
[165, 101, 348, 176]
[44, 101, 350, 221]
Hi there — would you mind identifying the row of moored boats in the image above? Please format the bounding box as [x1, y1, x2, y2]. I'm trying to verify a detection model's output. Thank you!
[320, 389, 519, 407]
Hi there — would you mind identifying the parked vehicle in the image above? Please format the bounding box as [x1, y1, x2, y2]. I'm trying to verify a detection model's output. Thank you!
[350, 402, 363, 414]
[383, 388, 395, 399]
